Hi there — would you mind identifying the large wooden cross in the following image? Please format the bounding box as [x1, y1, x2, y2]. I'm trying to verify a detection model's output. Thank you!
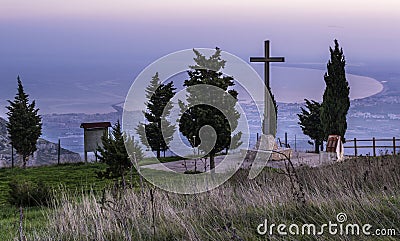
[250, 40, 285, 135]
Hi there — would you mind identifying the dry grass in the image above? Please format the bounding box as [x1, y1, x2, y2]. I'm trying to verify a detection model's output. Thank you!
[29, 156, 400, 240]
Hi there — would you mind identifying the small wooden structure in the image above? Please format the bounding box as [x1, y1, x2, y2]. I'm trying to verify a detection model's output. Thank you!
[80, 122, 111, 162]
[326, 135, 344, 161]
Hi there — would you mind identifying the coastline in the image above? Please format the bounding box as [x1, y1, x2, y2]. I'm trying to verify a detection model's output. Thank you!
[0, 67, 386, 119]
[270, 67, 384, 103]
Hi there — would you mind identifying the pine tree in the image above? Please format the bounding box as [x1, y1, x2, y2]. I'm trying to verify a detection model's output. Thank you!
[298, 99, 324, 153]
[6, 76, 42, 168]
[136, 72, 176, 158]
[96, 120, 142, 187]
[179, 48, 242, 172]
[320, 40, 350, 141]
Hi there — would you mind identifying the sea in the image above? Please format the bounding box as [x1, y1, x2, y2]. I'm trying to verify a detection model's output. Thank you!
[2, 64, 400, 158]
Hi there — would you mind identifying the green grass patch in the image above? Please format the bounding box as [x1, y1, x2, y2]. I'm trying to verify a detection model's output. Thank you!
[0, 162, 115, 206]
[0, 206, 47, 241]
[0, 162, 122, 239]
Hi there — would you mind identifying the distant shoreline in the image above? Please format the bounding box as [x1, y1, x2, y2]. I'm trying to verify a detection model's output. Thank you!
[0, 67, 387, 118]
[270, 67, 384, 103]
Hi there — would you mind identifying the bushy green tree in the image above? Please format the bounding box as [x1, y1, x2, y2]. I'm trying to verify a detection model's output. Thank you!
[179, 48, 242, 171]
[96, 121, 143, 187]
[320, 40, 350, 141]
[298, 99, 324, 153]
[6, 76, 42, 168]
[136, 72, 176, 158]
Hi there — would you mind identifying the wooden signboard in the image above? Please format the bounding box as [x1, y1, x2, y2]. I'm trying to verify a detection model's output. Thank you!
[80, 122, 111, 162]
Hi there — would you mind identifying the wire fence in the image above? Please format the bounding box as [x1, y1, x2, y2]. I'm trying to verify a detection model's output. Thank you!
[3, 134, 398, 168]
[0, 139, 84, 168]
[273, 134, 400, 157]
[255, 132, 319, 153]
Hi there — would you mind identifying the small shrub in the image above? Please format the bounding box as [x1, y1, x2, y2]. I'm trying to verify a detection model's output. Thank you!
[7, 179, 52, 207]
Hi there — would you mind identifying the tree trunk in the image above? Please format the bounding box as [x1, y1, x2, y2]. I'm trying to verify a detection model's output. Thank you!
[209, 154, 215, 174]
[157, 121, 161, 158]
[22, 155, 27, 168]
[314, 141, 320, 154]
[121, 174, 126, 189]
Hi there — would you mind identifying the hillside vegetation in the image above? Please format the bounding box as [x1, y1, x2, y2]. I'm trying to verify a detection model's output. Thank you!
[0, 162, 117, 240]
[1, 155, 398, 240]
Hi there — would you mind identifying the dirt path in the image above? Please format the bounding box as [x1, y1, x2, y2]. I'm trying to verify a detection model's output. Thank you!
[141, 152, 336, 173]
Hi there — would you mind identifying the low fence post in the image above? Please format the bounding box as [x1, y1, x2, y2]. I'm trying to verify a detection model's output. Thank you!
[285, 132, 288, 148]
[373, 137, 376, 157]
[345, 137, 399, 157]
[354, 138, 357, 157]
[393, 137, 396, 155]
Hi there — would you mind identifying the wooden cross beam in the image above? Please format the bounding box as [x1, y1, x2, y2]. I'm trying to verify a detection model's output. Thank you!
[250, 40, 285, 135]
[250, 40, 285, 89]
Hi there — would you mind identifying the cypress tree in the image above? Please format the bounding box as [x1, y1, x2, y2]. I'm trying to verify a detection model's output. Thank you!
[298, 99, 324, 153]
[320, 40, 350, 141]
[6, 76, 42, 168]
[136, 72, 176, 158]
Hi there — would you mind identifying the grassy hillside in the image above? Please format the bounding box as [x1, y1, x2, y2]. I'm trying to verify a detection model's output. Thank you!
[0, 162, 117, 240]
[0, 162, 113, 205]
[0, 157, 179, 240]
[1, 156, 400, 240]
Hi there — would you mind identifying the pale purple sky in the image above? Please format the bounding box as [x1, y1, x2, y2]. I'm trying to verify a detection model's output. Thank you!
[0, 0, 399, 115]
[1, 0, 399, 63]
